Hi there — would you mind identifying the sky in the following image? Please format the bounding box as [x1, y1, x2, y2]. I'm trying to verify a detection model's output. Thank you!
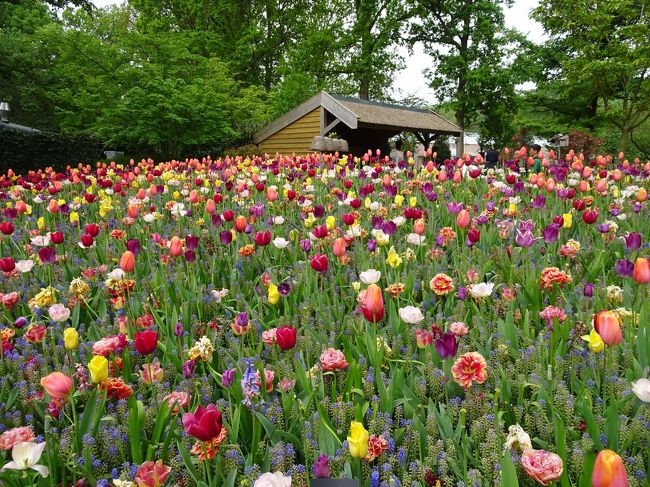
[92, 0, 546, 101]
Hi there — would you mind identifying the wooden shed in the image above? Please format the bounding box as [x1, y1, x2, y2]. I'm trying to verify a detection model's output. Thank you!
[253, 91, 462, 155]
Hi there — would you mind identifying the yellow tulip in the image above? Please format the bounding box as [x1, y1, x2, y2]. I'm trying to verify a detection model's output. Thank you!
[386, 246, 402, 268]
[63, 328, 79, 350]
[409, 196, 417, 207]
[326, 216, 336, 230]
[289, 229, 299, 242]
[37, 217, 45, 230]
[563, 213, 572, 228]
[347, 421, 369, 458]
[69, 212, 79, 225]
[352, 281, 361, 292]
[581, 328, 604, 353]
[394, 195, 404, 207]
[268, 283, 280, 305]
[364, 197, 371, 209]
[304, 214, 315, 228]
[88, 355, 108, 383]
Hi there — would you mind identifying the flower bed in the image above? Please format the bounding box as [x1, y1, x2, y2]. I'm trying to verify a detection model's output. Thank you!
[0, 150, 649, 487]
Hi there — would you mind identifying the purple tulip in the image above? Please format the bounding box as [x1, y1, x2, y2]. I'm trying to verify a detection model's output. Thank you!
[476, 214, 489, 225]
[624, 232, 642, 250]
[183, 359, 196, 378]
[371, 216, 383, 229]
[531, 194, 546, 209]
[38, 247, 57, 264]
[583, 283, 594, 297]
[126, 238, 141, 255]
[515, 230, 538, 247]
[211, 213, 222, 226]
[518, 219, 534, 232]
[278, 281, 291, 296]
[446, 201, 464, 214]
[615, 258, 634, 277]
[367, 239, 377, 252]
[300, 239, 312, 252]
[513, 181, 524, 193]
[174, 322, 184, 336]
[543, 224, 560, 243]
[13, 317, 28, 329]
[434, 332, 458, 359]
[381, 221, 397, 235]
[435, 235, 445, 246]
[314, 454, 331, 478]
[185, 234, 200, 251]
[596, 223, 611, 233]
[313, 205, 325, 218]
[485, 201, 495, 211]
[220, 230, 233, 245]
[457, 287, 467, 301]
[184, 250, 196, 263]
[222, 368, 235, 388]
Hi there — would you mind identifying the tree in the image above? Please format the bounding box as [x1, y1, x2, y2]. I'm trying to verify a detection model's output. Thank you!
[409, 0, 522, 152]
[287, 0, 410, 100]
[532, 0, 650, 151]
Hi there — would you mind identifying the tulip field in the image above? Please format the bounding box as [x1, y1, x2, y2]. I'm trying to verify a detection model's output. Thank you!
[1, 150, 650, 487]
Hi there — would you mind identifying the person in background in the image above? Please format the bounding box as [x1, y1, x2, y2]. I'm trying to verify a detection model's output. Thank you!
[485, 147, 499, 170]
[531, 144, 543, 173]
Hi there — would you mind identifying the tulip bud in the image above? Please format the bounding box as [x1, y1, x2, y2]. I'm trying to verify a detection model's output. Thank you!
[592, 449, 628, 487]
[633, 257, 650, 284]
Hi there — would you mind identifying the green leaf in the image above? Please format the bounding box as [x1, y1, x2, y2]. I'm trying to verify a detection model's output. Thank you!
[500, 449, 519, 487]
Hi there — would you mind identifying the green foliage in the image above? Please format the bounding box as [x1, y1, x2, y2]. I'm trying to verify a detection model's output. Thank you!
[0, 127, 101, 172]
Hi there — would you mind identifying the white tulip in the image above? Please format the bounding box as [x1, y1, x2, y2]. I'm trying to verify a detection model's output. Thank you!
[1, 441, 49, 477]
[273, 238, 289, 249]
[359, 269, 381, 285]
[253, 471, 291, 487]
[632, 378, 650, 403]
[15, 260, 35, 273]
[399, 306, 424, 324]
[469, 282, 494, 298]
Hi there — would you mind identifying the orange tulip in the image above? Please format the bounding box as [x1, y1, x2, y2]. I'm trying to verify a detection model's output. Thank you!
[453, 170, 462, 183]
[266, 187, 278, 202]
[205, 199, 216, 214]
[578, 180, 589, 192]
[15, 201, 27, 213]
[596, 179, 608, 193]
[120, 251, 136, 273]
[40, 372, 73, 400]
[127, 205, 139, 219]
[612, 169, 622, 182]
[593, 311, 622, 346]
[437, 171, 448, 182]
[637, 187, 647, 202]
[189, 190, 199, 204]
[592, 450, 628, 487]
[633, 257, 650, 284]
[169, 236, 183, 257]
[456, 209, 470, 229]
[48, 199, 60, 214]
[234, 216, 247, 233]
[362, 284, 384, 323]
[332, 237, 347, 257]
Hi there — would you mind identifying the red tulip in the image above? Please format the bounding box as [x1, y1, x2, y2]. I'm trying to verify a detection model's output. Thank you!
[182, 404, 223, 441]
[593, 311, 622, 346]
[276, 325, 297, 350]
[0, 221, 14, 235]
[38, 247, 57, 264]
[592, 450, 628, 487]
[49, 231, 64, 244]
[468, 228, 480, 243]
[310, 253, 329, 273]
[80, 234, 94, 248]
[582, 209, 598, 224]
[632, 257, 650, 284]
[343, 213, 355, 226]
[362, 284, 384, 323]
[0, 257, 15, 272]
[84, 223, 100, 237]
[456, 209, 470, 229]
[40, 371, 73, 400]
[312, 225, 328, 239]
[253, 230, 271, 246]
[222, 209, 234, 221]
[120, 251, 136, 273]
[134, 330, 158, 355]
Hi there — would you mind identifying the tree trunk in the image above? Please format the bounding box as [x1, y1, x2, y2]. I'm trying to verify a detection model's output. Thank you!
[359, 79, 370, 100]
[455, 109, 465, 156]
[620, 125, 631, 152]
